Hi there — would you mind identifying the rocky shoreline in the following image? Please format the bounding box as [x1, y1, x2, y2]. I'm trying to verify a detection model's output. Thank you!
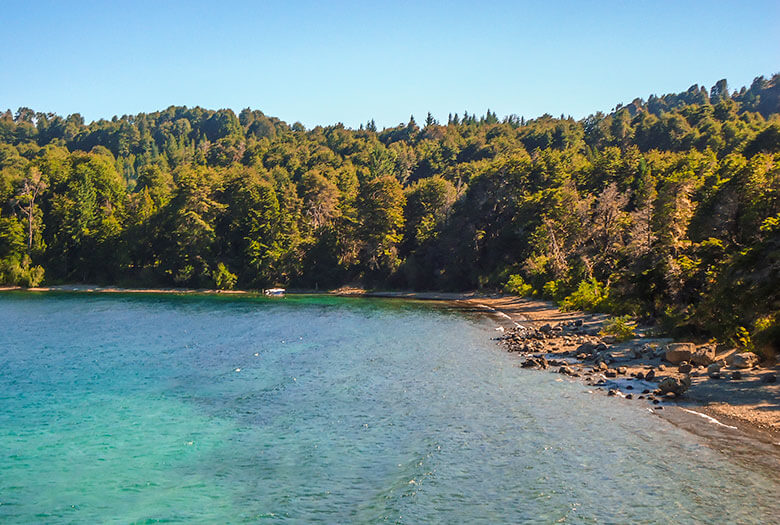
[488, 309, 779, 441]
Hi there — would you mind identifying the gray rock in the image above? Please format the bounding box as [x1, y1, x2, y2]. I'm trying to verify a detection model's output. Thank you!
[644, 369, 655, 381]
[690, 345, 716, 366]
[665, 342, 695, 364]
[761, 373, 776, 384]
[707, 363, 722, 378]
[539, 323, 553, 333]
[576, 342, 597, 354]
[521, 357, 548, 369]
[678, 362, 693, 374]
[727, 352, 759, 369]
[558, 366, 580, 377]
[658, 375, 691, 396]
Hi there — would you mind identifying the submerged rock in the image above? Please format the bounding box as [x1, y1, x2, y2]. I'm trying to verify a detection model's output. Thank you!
[761, 373, 777, 384]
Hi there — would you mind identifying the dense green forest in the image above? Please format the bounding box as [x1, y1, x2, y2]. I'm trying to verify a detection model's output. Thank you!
[1, 75, 779, 353]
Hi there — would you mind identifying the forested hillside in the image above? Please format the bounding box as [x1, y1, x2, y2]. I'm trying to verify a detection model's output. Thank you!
[1, 75, 779, 352]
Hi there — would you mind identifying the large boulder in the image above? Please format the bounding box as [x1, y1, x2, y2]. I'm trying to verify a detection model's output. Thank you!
[727, 352, 759, 369]
[664, 343, 695, 364]
[690, 345, 716, 366]
[658, 375, 691, 396]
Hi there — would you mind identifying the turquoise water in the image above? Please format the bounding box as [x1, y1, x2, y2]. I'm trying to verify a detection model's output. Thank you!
[0, 293, 777, 523]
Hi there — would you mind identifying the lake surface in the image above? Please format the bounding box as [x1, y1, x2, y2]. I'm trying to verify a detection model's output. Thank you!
[0, 292, 777, 523]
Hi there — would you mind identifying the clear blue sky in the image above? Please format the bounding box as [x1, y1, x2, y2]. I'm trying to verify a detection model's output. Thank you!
[1, 1, 778, 129]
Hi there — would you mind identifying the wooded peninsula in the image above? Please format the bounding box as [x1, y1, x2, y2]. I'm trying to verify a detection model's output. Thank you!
[1, 75, 778, 356]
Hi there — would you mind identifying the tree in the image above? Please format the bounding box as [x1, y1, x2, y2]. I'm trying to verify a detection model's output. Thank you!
[403, 176, 456, 250]
[14, 166, 47, 254]
[357, 175, 406, 273]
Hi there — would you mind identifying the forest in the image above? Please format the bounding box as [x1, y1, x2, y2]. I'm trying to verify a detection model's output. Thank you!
[1, 75, 778, 354]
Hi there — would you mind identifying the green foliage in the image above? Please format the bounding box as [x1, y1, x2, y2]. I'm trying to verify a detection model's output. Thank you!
[212, 262, 237, 290]
[730, 326, 754, 352]
[560, 279, 610, 312]
[752, 314, 779, 359]
[0, 255, 44, 287]
[0, 75, 778, 355]
[504, 274, 533, 296]
[542, 280, 565, 301]
[599, 315, 637, 342]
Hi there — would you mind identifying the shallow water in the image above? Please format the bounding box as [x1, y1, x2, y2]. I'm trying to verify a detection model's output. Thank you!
[0, 292, 777, 523]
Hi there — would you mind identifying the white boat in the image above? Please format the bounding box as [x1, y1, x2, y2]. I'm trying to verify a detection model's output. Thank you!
[264, 288, 285, 297]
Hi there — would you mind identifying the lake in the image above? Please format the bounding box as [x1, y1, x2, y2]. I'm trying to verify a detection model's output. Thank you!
[0, 292, 777, 523]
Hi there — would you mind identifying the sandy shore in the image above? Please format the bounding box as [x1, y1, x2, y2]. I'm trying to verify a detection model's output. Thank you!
[3, 284, 778, 448]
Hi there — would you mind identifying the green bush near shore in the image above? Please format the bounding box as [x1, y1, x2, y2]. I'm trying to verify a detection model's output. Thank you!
[212, 263, 238, 290]
[600, 315, 638, 342]
[504, 274, 533, 296]
[560, 279, 612, 312]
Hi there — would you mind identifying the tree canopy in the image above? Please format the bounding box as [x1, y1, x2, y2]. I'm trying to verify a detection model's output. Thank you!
[1, 74, 779, 353]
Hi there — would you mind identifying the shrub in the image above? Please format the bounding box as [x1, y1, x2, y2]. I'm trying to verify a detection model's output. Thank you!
[504, 274, 533, 296]
[599, 315, 637, 342]
[0, 256, 45, 288]
[752, 314, 779, 359]
[542, 279, 565, 301]
[213, 262, 238, 290]
[560, 278, 609, 312]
